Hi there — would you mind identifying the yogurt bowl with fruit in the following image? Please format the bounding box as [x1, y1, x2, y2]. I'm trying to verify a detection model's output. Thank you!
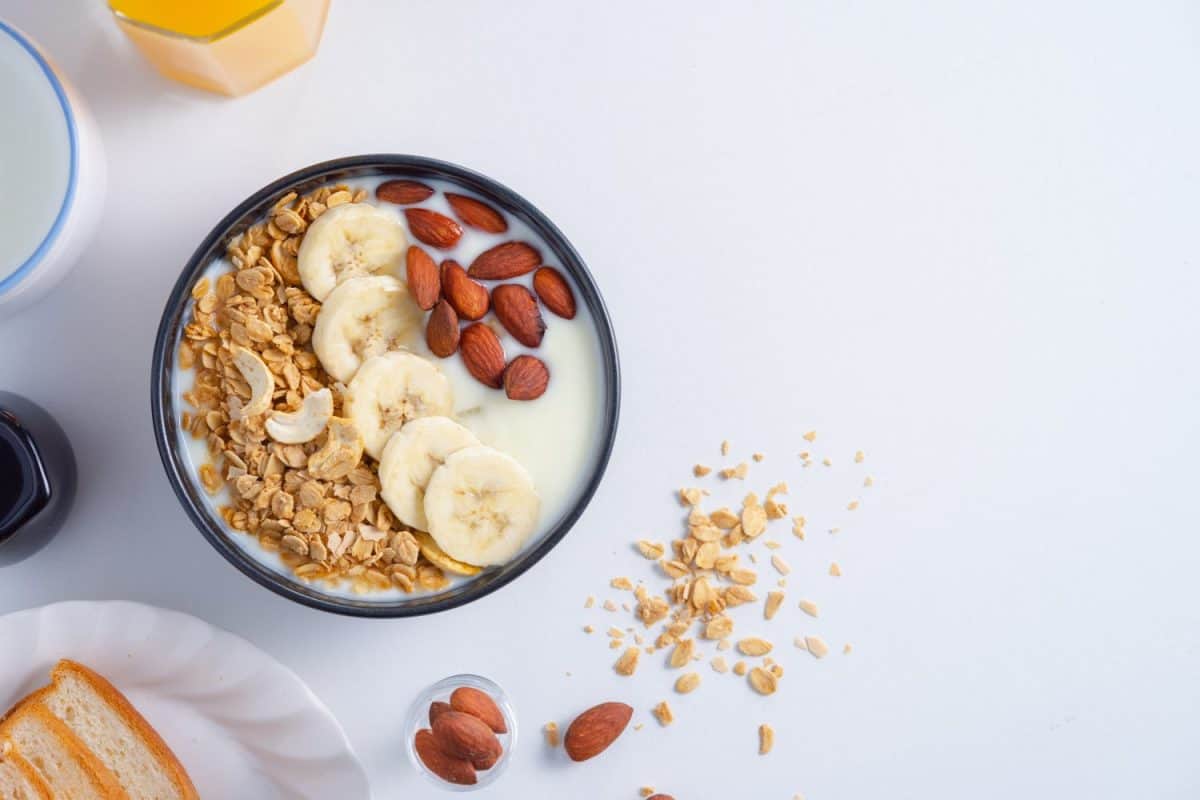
[152, 156, 619, 616]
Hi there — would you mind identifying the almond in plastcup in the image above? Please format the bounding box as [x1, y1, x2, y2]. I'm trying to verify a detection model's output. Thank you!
[405, 675, 516, 790]
[173, 173, 607, 599]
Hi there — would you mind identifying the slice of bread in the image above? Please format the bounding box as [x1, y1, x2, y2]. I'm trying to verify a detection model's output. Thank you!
[0, 748, 52, 800]
[0, 691, 126, 799]
[40, 661, 198, 800]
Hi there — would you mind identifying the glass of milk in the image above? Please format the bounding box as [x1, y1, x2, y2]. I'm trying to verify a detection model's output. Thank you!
[0, 21, 105, 319]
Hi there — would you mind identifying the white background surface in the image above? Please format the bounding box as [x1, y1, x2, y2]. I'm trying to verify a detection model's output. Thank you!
[1, 1, 1198, 797]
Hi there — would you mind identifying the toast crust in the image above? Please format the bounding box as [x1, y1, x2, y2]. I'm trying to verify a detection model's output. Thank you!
[0, 690, 127, 800]
[1, 750, 53, 800]
[52, 660, 199, 800]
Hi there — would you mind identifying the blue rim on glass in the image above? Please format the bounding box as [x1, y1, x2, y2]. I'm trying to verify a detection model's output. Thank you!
[0, 21, 78, 297]
[152, 155, 621, 617]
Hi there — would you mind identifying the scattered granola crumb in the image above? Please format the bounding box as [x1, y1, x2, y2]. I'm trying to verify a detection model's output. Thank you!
[847, 500, 860, 511]
[805, 635, 830, 659]
[634, 723, 644, 731]
[770, 554, 791, 575]
[829, 562, 842, 577]
[674, 672, 701, 694]
[794, 637, 807, 651]
[583, 625, 594, 633]
[719, 462, 749, 480]
[759, 723, 775, 755]
[752, 452, 765, 462]
[609, 639, 623, 649]
[732, 660, 748, 676]
[711, 656, 729, 673]
[828, 527, 841, 535]
[611, 576, 633, 590]
[543, 722, 560, 747]
[615, 646, 641, 675]
[792, 516, 806, 540]
[764, 499, 788, 519]
[693, 464, 712, 477]
[636, 540, 665, 559]
[652, 701, 674, 726]
[748, 666, 779, 695]
[777, 578, 787, 588]
[864, 475, 874, 487]
[822, 457, 833, 467]
[640, 789, 655, 798]
[608, 626, 625, 638]
[798, 599, 819, 618]
[721, 440, 731, 455]
[737, 637, 773, 656]
[764, 591, 784, 620]
[843, 643, 853, 655]
[603, 599, 618, 611]
[855, 450, 865, 463]
[803, 430, 817, 442]
[622, 602, 632, 612]
[585, 596, 595, 608]
[748, 553, 758, 564]
[716, 639, 732, 651]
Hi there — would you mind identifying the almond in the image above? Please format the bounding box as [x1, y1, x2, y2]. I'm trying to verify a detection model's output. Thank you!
[406, 246, 440, 310]
[533, 266, 577, 319]
[469, 241, 541, 280]
[450, 686, 507, 734]
[406, 208, 463, 249]
[441, 260, 489, 320]
[459, 323, 505, 388]
[426, 300, 460, 358]
[503, 355, 549, 401]
[563, 701, 633, 762]
[446, 193, 508, 233]
[648, 796, 676, 800]
[414, 728, 477, 785]
[432, 711, 502, 765]
[429, 701, 452, 726]
[491, 284, 546, 347]
[375, 179, 434, 205]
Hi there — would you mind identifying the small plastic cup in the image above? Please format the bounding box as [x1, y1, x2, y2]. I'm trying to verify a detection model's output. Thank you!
[404, 674, 517, 792]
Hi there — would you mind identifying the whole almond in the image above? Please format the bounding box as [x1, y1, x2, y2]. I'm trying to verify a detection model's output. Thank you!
[459, 323, 505, 388]
[503, 355, 550, 401]
[450, 686, 507, 734]
[406, 208, 463, 249]
[563, 702, 633, 762]
[406, 246, 440, 310]
[533, 266, 577, 319]
[429, 701, 452, 727]
[492, 284, 546, 347]
[432, 711, 502, 765]
[441, 261, 489, 320]
[415, 728, 477, 785]
[446, 193, 509, 233]
[375, 179, 434, 205]
[426, 300, 460, 358]
[468, 241, 541, 280]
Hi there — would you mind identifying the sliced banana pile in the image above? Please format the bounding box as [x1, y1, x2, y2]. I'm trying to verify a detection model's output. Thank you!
[298, 203, 407, 301]
[270, 195, 542, 576]
[344, 351, 454, 459]
[312, 274, 424, 383]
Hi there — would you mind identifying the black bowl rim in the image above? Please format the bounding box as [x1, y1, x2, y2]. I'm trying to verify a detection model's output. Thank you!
[151, 154, 620, 617]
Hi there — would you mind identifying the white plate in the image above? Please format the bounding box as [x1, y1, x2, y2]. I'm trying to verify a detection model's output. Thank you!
[0, 601, 370, 799]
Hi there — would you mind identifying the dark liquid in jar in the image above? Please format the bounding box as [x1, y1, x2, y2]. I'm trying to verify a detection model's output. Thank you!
[0, 435, 25, 524]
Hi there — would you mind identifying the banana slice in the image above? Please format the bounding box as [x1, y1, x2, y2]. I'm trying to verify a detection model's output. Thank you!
[413, 531, 483, 577]
[231, 346, 274, 419]
[378, 416, 479, 530]
[266, 387, 333, 443]
[423, 445, 541, 567]
[297, 203, 407, 301]
[343, 351, 454, 459]
[311, 275, 422, 383]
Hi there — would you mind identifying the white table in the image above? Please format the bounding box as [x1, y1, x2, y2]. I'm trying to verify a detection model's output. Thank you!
[2, 2, 1198, 797]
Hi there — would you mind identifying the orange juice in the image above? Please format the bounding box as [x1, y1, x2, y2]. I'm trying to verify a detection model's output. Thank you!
[109, 0, 329, 96]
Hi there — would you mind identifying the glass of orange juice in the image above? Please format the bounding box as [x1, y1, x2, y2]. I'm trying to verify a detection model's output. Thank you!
[109, 0, 329, 96]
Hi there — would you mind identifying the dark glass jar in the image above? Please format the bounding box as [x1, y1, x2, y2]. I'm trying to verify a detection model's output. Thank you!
[0, 392, 76, 566]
